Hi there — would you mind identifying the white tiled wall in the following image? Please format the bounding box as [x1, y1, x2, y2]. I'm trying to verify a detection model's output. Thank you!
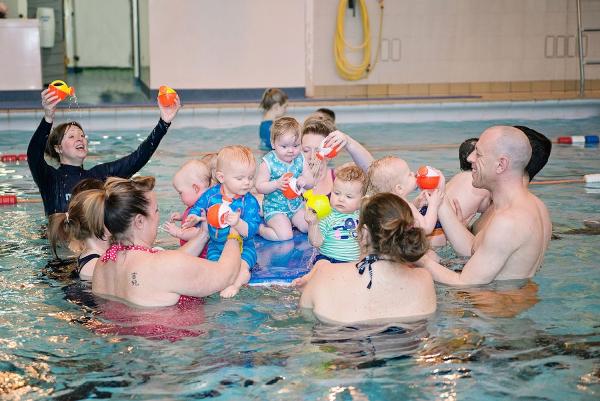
[0, 19, 42, 90]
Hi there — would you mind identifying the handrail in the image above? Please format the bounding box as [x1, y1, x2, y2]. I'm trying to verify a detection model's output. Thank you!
[577, 0, 585, 96]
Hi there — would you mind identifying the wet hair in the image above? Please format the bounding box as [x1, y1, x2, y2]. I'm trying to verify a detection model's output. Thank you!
[335, 165, 367, 190]
[514, 125, 552, 181]
[45, 121, 85, 163]
[216, 145, 255, 172]
[199, 153, 218, 185]
[174, 159, 210, 188]
[259, 88, 288, 111]
[359, 193, 428, 263]
[301, 116, 336, 139]
[459, 138, 478, 171]
[74, 176, 156, 244]
[271, 116, 301, 145]
[365, 156, 408, 196]
[47, 178, 105, 257]
[316, 108, 336, 122]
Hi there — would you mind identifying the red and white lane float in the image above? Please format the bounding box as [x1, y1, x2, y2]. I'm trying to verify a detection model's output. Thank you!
[556, 135, 599, 145]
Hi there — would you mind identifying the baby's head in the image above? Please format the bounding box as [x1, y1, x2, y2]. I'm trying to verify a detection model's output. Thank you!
[199, 152, 218, 186]
[459, 138, 478, 171]
[259, 88, 288, 118]
[173, 160, 211, 208]
[216, 145, 256, 196]
[366, 156, 416, 198]
[330, 165, 366, 214]
[271, 117, 301, 163]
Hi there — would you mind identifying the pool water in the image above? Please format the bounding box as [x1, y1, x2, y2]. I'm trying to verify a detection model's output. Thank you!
[0, 114, 599, 400]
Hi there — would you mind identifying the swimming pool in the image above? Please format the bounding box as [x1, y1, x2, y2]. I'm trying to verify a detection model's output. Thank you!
[0, 102, 599, 400]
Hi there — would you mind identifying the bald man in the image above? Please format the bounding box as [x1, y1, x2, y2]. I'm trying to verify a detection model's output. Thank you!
[420, 126, 551, 286]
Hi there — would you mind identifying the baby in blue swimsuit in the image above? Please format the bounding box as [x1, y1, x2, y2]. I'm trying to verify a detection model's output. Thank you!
[256, 117, 314, 241]
[184, 145, 261, 298]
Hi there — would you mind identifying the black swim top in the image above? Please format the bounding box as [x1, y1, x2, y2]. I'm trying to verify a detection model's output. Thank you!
[28, 118, 171, 216]
[77, 253, 100, 274]
[356, 254, 390, 289]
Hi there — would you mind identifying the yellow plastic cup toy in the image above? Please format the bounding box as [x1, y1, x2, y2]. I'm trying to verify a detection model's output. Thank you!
[158, 85, 177, 107]
[303, 189, 332, 219]
[48, 80, 75, 101]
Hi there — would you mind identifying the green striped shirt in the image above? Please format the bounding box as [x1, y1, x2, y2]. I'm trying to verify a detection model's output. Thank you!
[318, 209, 360, 262]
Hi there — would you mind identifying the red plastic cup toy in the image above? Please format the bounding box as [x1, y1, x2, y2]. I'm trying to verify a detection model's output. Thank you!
[47, 80, 75, 101]
[416, 165, 440, 190]
[316, 138, 341, 160]
[206, 203, 232, 229]
[158, 85, 177, 107]
[282, 172, 302, 199]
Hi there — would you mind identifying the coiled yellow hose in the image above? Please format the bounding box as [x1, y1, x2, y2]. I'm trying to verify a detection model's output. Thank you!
[334, 0, 384, 81]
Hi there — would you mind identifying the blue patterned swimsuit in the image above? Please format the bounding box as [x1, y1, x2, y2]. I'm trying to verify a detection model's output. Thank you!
[261, 151, 305, 221]
[189, 184, 261, 268]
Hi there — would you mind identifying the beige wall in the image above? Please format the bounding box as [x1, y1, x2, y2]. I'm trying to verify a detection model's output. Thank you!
[311, 0, 600, 88]
[144, 0, 306, 90]
[0, 19, 42, 90]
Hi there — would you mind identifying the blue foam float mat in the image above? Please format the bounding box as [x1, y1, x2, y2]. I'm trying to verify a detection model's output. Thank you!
[249, 233, 316, 286]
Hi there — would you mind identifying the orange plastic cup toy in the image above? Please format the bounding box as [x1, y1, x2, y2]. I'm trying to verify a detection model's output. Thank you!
[48, 80, 75, 101]
[316, 138, 341, 160]
[416, 165, 440, 190]
[158, 85, 177, 107]
[206, 203, 231, 229]
[282, 173, 302, 199]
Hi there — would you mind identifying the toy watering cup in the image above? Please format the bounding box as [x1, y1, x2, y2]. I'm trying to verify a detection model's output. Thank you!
[206, 203, 232, 228]
[158, 85, 177, 107]
[48, 80, 75, 101]
[416, 165, 440, 190]
[316, 138, 341, 160]
[303, 189, 332, 219]
[282, 172, 302, 199]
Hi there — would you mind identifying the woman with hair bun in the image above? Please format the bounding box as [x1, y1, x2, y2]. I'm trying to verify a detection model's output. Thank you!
[299, 192, 436, 324]
[86, 176, 241, 307]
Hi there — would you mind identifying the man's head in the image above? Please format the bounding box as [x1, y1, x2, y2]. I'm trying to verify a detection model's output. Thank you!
[468, 126, 531, 189]
[459, 138, 478, 171]
[514, 125, 552, 181]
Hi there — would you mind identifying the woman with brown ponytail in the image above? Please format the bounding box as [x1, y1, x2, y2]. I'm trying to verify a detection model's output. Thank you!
[299, 193, 437, 324]
[47, 178, 108, 279]
[83, 176, 241, 307]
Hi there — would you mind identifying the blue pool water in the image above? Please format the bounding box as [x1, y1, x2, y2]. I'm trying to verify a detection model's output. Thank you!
[0, 110, 599, 400]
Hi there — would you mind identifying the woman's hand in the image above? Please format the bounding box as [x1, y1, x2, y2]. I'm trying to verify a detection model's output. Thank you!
[159, 94, 181, 123]
[323, 130, 348, 152]
[41, 89, 61, 123]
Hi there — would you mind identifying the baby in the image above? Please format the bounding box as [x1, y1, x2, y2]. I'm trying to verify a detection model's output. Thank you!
[256, 117, 313, 241]
[183, 145, 261, 298]
[366, 156, 443, 235]
[164, 159, 212, 250]
[307, 165, 365, 263]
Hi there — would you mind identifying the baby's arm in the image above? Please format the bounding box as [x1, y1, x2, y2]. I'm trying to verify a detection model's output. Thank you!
[412, 189, 443, 234]
[255, 162, 287, 194]
[232, 195, 261, 239]
[297, 155, 315, 190]
[182, 193, 208, 229]
[305, 208, 324, 247]
[164, 221, 201, 241]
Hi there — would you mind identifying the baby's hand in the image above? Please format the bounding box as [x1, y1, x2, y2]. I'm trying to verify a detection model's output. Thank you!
[413, 191, 428, 209]
[296, 176, 306, 189]
[225, 209, 241, 227]
[304, 207, 318, 225]
[277, 173, 291, 190]
[182, 213, 203, 229]
[424, 189, 444, 210]
[169, 211, 182, 222]
[163, 221, 182, 238]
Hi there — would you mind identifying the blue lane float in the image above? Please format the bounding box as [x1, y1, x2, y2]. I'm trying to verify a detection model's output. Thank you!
[249, 234, 315, 286]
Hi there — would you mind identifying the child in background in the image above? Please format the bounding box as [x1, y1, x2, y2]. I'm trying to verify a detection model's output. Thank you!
[259, 88, 288, 149]
[183, 145, 261, 298]
[291, 165, 365, 287]
[366, 156, 443, 236]
[314, 108, 336, 124]
[47, 178, 108, 280]
[256, 117, 313, 241]
[164, 160, 212, 250]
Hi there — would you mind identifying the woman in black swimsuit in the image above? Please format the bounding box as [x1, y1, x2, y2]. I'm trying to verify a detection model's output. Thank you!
[28, 89, 181, 217]
[47, 179, 108, 280]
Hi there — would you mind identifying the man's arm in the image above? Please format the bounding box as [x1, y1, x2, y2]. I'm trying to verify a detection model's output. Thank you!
[421, 217, 516, 286]
[438, 198, 476, 256]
